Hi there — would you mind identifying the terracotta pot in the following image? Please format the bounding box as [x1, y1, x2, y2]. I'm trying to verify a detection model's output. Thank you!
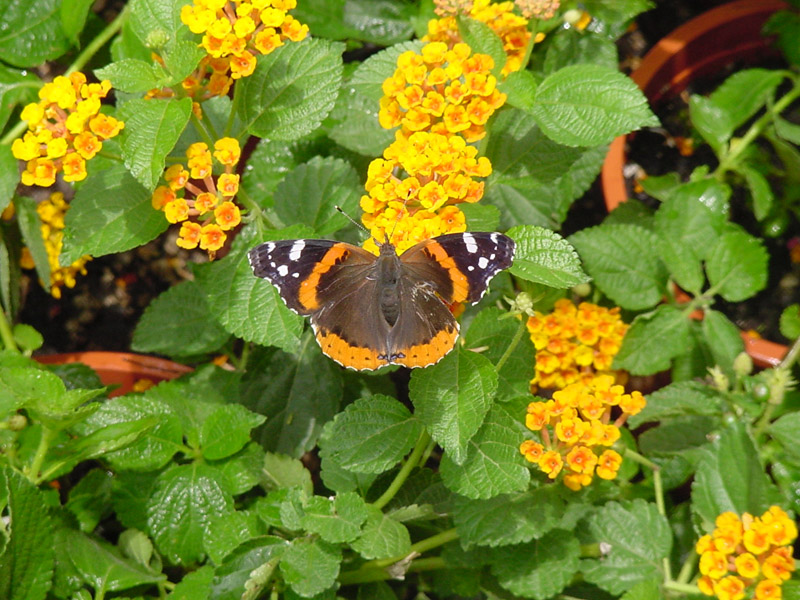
[36, 352, 192, 396]
[600, 0, 789, 368]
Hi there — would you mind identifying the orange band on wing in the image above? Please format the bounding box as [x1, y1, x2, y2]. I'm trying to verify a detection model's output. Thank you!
[298, 244, 351, 311]
[423, 242, 469, 303]
[392, 326, 458, 368]
[316, 330, 388, 371]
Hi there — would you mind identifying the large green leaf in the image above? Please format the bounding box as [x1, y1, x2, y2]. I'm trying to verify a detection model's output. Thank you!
[706, 229, 768, 302]
[0, 0, 69, 67]
[507, 225, 589, 288]
[614, 305, 691, 375]
[350, 506, 411, 560]
[279, 538, 341, 597]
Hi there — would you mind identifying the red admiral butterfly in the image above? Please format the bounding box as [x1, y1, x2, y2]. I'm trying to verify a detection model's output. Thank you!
[248, 232, 515, 370]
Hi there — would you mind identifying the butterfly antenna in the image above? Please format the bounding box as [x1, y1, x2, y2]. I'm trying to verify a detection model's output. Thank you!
[334, 205, 368, 233]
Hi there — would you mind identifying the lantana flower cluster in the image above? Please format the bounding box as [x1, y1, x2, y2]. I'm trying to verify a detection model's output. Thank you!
[379, 41, 507, 144]
[151, 138, 243, 258]
[425, 0, 532, 75]
[361, 131, 491, 254]
[696, 507, 797, 600]
[12, 73, 123, 186]
[19, 193, 92, 299]
[180, 0, 309, 83]
[519, 374, 645, 490]
[527, 298, 629, 391]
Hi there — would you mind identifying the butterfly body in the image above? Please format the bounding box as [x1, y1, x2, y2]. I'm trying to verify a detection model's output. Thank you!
[248, 232, 514, 370]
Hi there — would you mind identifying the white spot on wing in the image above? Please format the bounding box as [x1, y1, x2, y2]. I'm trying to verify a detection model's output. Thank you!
[277, 264, 289, 276]
[463, 232, 478, 253]
[292, 272, 299, 278]
[289, 240, 305, 261]
[468, 265, 474, 271]
[478, 256, 489, 269]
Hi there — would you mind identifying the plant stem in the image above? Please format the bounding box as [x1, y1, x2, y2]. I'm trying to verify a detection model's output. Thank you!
[0, 307, 18, 351]
[495, 316, 528, 372]
[676, 550, 698, 585]
[372, 430, 431, 510]
[779, 333, 800, 370]
[66, 4, 130, 76]
[26, 425, 56, 484]
[663, 580, 703, 595]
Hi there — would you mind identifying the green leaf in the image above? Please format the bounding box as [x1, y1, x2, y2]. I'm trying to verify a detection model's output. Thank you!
[261, 452, 314, 494]
[75, 393, 183, 471]
[119, 97, 193, 190]
[194, 224, 307, 351]
[61, 164, 169, 263]
[498, 69, 538, 111]
[241, 139, 306, 201]
[127, 0, 184, 44]
[209, 537, 287, 600]
[0, 468, 54, 600]
[708, 69, 785, 133]
[691, 421, 778, 528]
[0, 138, 20, 213]
[200, 404, 266, 460]
[701, 310, 745, 374]
[15, 196, 51, 294]
[532, 64, 658, 147]
[570, 223, 668, 310]
[742, 166, 773, 221]
[439, 397, 530, 499]
[349, 41, 424, 102]
[300, 492, 369, 544]
[774, 113, 800, 145]
[461, 202, 500, 232]
[169, 565, 214, 600]
[63, 528, 165, 592]
[581, 500, 672, 594]
[770, 412, 800, 464]
[453, 487, 569, 548]
[318, 394, 422, 474]
[506, 225, 589, 288]
[273, 156, 361, 236]
[203, 511, 266, 565]
[147, 463, 234, 565]
[293, 0, 414, 45]
[706, 229, 768, 302]
[95, 58, 166, 93]
[490, 530, 580, 599]
[60, 0, 95, 44]
[65, 468, 114, 532]
[620, 578, 662, 600]
[456, 15, 507, 77]
[780, 304, 800, 340]
[638, 415, 715, 456]
[133, 280, 230, 357]
[241, 339, 343, 457]
[629, 381, 724, 428]
[280, 538, 341, 598]
[219, 442, 265, 496]
[688, 95, 733, 152]
[162, 40, 205, 85]
[327, 88, 395, 157]
[614, 305, 691, 375]
[542, 30, 619, 74]
[0, 65, 38, 134]
[239, 38, 343, 140]
[12, 324, 43, 353]
[0, 0, 69, 67]
[409, 347, 498, 465]
[351, 506, 411, 560]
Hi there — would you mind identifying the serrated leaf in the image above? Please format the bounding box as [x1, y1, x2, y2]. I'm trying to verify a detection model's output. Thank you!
[506, 225, 589, 288]
[742, 166, 773, 221]
[203, 511, 266, 565]
[64, 528, 165, 592]
[95, 58, 166, 93]
[688, 94, 732, 152]
[456, 15, 506, 77]
[614, 305, 690, 375]
[349, 40, 424, 102]
[147, 463, 234, 565]
[770, 412, 800, 464]
[706, 230, 768, 302]
[170, 565, 214, 600]
[0, 468, 55, 600]
[200, 404, 266, 460]
[193, 224, 307, 351]
[0, 0, 69, 67]
[463, 307, 535, 401]
[461, 203, 500, 232]
[532, 64, 658, 147]
[162, 39, 205, 85]
[439, 398, 530, 499]
[240, 138, 304, 202]
[780, 304, 800, 340]
[61, 164, 169, 263]
[498, 69, 537, 111]
[209, 537, 287, 600]
[294, 0, 414, 45]
[132, 280, 229, 357]
[691, 421, 779, 529]
[453, 488, 568, 548]
[629, 381, 723, 428]
[280, 538, 341, 598]
[128, 0, 183, 43]
[327, 88, 395, 157]
[318, 395, 422, 474]
[542, 30, 619, 74]
[261, 452, 314, 494]
[119, 97, 193, 190]
[409, 347, 497, 465]
[570, 223, 668, 310]
[219, 442, 265, 496]
[300, 492, 369, 544]
[490, 530, 580, 599]
[351, 506, 411, 560]
[273, 156, 361, 235]
[708, 68, 785, 133]
[239, 38, 343, 140]
[701, 310, 744, 374]
[581, 499, 671, 594]
[638, 415, 715, 456]
[15, 196, 51, 293]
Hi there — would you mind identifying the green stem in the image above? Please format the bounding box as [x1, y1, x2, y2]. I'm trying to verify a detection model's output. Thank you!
[676, 550, 698, 585]
[226, 81, 243, 137]
[190, 111, 217, 149]
[371, 430, 431, 510]
[66, 4, 130, 76]
[0, 308, 18, 352]
[27, 426, 57, 484]
[408, 527, 458, 557]
[779, 333, 800, 370]
[495, 316, 528, 372]
[663, 580, 703, 595]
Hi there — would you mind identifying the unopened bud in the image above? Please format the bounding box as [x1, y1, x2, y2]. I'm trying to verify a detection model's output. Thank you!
[733, 352, 753, 377]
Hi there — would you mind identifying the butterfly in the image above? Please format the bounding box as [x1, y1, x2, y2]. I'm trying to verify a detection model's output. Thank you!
[248, 232, 515, 370]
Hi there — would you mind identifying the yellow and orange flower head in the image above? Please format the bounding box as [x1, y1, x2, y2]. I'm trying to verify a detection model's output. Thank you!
[519, 374, 644, 490]
[696, 507, 797, 600]
[379, 42, 506, 143]
[151, 137, 243, 259]
[359, 130, 490, 255]
[18, 192, 92, 298]
[527, 298, 629, 392]
[13, 73, 123, 187]
[424, 0, 532, 76]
